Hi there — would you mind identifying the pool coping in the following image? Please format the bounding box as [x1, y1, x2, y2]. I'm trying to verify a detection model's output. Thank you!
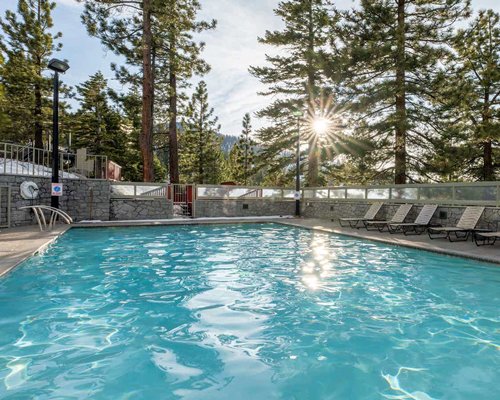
[276, 219, 500, 266]
[1, 217, 498, 278]
[0, 225, 70, 277]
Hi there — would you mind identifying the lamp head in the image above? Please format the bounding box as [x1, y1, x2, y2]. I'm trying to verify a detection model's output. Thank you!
[48, 58, 69, 73]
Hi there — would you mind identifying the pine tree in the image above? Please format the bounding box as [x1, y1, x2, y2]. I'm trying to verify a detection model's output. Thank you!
[431, 10, 499, 181]
[152, 0, 216, 184]
[72, 72, 126, 159]
[179, 81, 223, 184]
[249, 0, 335, 186]
[227, 113, 256, 184]
[0, 0, 62, 147]
[339, 0, 471, 183]
[0, 53, 9, 128]
[82, 0, 156, 181]
[111, 88, 143, 182]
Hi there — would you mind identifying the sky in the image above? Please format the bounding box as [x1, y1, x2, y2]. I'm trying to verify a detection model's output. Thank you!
[1, 0, 500, 136]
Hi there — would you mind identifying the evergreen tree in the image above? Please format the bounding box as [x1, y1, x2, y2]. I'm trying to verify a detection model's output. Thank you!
[110, 88, 143, 181]
[72, 72, 126, 161]
[179, 81, 223, 184]
[82, 0, 156, 181]
[0, 0, 62, 147]
[249, 0, 335, 186]
[338, 0, 471, 183]
[0, 53, 9, 128]
[152, 0, 216, 184]
[227, 113, 256, 184]
[430, 10, 499, 181]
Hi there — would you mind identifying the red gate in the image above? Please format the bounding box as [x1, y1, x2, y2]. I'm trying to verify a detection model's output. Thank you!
[167, 184, 194, 217]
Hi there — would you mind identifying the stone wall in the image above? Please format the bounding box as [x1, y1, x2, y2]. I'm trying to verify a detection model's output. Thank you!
[194, 199, 296, 218]
[0, 174, 110, 226]
[2, 173, 499, 228]
[110, 198, 172, 220]
[302, 200, 500, 229]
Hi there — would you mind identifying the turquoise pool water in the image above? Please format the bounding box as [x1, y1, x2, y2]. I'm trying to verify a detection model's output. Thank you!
[0, 224, 498, 399]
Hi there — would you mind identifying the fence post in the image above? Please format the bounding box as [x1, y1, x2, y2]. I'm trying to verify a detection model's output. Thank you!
[3, 143, 6, 175]
[7, 186, 11, 228]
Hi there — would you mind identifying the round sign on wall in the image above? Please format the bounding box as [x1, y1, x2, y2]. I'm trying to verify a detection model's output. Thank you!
[51, 183, 63, 196]
[20, 181, 40, 200]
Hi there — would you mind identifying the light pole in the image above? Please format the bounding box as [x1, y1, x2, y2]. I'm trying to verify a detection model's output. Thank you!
[293, 110, 303, 217]
[48, 58, 70, 209]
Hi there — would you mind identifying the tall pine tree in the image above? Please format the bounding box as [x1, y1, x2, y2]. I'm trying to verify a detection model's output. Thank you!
[227, 113, 256, 184]
[82, 0, 156, 181]
[72, 72, 126, 160]
[0, 0, 62, 147]
[249, 0, 335, 186]
[431, 10, 499, 181]
[338, 0, 471, 183]
[152, 0, 216, 184]
[0, 53, 9, 128]
[179, 81, 223, 184]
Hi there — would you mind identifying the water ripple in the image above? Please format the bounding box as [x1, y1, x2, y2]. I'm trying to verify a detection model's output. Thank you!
[0, 224, 498, 399]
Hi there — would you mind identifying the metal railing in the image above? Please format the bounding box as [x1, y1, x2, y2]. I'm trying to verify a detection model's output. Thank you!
[0, 185, 11, 228]
[109, 181, 500, 207]
[110, 182, 168, 198]
[197, 185, 296, 200]
[196, 182, 499, 206]
[302, 182, 500, 206]
[1, 142, 109, 179]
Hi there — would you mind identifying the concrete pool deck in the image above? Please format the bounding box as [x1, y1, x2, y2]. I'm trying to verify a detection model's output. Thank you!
[0, 217, 498, 277]
[0, 225, 69, 277]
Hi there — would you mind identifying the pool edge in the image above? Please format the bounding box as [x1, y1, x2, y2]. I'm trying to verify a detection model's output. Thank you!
[276, 219, 500, 266]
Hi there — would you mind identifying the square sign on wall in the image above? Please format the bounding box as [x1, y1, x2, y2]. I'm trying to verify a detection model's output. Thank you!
[51, 183, 63, 196]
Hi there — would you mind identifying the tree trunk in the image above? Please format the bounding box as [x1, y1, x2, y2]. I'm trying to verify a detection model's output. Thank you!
[306, 0, 319, 186]
[244, 136, 248, 185]
[34, 2, 43, 149]
[168, 70, 180, 183]
[394, 0, 407, 184]
[34, 79, 43, 149]
[199, 106, 204, 183]
[482, 89, 493, 181]
[483, 140, 493, 180]
[140, 0, 154, 182]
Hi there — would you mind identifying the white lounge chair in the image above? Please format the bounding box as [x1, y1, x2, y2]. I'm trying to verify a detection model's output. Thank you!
[428, 206, 485, 242]
[473, 220, 500, 246]
[388, 204, 438, 235]
[339, 202, 383, 228]
[364, 203, 413, 231]
[474, 231, 500, 246]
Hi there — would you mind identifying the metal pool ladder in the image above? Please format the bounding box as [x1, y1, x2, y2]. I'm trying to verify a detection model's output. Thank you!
[20, 205, 73, 232]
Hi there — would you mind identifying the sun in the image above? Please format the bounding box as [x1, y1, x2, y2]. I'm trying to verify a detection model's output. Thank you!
[312, 117, 330, 136]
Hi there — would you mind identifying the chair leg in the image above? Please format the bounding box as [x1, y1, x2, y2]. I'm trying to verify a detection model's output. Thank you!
[377, 223, 389, 232]
[449, 230, 469, 242]
[474, 234, 496, 246]
[388, 225, 401, 234]
[428, 228, 447, 240]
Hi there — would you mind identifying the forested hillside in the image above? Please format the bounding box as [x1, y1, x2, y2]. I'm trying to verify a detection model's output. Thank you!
[0, 0, 498, 184]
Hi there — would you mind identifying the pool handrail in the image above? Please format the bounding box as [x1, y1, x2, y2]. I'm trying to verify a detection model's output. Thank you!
[19, 205, 73, 232]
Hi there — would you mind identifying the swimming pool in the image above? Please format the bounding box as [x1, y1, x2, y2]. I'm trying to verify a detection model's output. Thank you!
[0, 223, 498, 399]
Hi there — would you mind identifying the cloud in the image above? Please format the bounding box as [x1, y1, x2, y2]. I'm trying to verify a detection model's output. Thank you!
[56, 0, 82, 8]
[193, 0, 282, 135]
